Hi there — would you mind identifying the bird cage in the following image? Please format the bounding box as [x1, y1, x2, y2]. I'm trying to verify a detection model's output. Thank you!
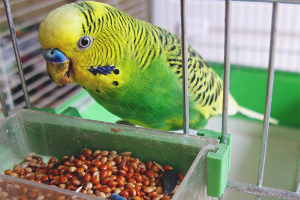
[0, 0, 299, 200]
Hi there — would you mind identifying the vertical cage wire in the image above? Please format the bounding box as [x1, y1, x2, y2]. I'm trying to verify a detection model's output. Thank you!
[3, 0, 31, 110]
[255, 2, 278, 200]
[180, 0, 190, 134]
[219, 0, 232, 199]
[221, 0, 232, 146]
[295, 156, 300, 192]
[0, 81, 8, 118]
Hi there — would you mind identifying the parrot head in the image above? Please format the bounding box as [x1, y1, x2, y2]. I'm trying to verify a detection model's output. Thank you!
[38, 1, 120, 89]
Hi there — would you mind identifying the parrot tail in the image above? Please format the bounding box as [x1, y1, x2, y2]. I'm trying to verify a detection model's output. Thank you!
[237, 106, 279, 125]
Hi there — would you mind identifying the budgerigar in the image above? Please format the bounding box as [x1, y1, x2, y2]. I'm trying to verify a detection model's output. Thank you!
[38, 1, 278, 131]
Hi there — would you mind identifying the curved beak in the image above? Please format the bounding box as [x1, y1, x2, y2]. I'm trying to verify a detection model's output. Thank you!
[42, 49, 74, 86]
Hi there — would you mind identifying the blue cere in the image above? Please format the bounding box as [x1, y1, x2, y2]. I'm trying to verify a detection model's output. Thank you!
[110, 193, 126, 200]
[42, 49, 69, 63]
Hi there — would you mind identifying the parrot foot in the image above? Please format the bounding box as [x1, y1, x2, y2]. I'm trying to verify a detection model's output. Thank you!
[89, 65, 116, 76]
[116, 120, 135, 126]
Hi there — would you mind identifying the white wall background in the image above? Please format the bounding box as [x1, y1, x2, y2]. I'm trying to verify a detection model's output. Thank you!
[152, 0, 300, 73]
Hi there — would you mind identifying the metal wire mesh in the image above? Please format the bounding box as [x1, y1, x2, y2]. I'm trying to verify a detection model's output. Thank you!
[0, 0, 299, 199]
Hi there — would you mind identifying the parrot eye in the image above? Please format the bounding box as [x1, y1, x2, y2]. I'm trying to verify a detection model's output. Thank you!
[77, 36, 93, 50]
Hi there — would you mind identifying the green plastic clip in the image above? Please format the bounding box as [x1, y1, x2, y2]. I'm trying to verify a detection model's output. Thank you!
[197, 129, 231, 198]
[59, 107, 82, 118]
[32, 107, 82, 118]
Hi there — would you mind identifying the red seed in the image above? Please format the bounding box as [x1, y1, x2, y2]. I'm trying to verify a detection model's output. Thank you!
[146, 170, 155, 178]
[49, 158, 56, 164]
[92, 160, 101, 167]
[115, 179, 125, 186]
[129, 188, 136, 197]
[140, 168, 147, 174]
[120, 190, 129, 198]
[149, 191, 158, 198]
[84, 149, 92, 157]
[135, 173, 143, 182]
[150, 165, 159, 173]
[60, 176, 68, 184]
[40, 175, 48, 183]
[163, 165, 173, 171]
[146, 161, 153, 169]
[143, 179, 150, 186]
[114, 156, 122, 164]
[126, 172, 133, 178]
[128, 167, 134, 174]
[76, 167, 84, 173]
[108, 180, 117, 187]
[89, 167, 98, 173]
[118, 169, 127, 176]
[100, 169, 108, 178]
[83, 173, 91, 182]
[67, 184, 74, 190]
[101, 186, 111, 193]
[91, 175, 100, 184]
[93, 183, 102, 190]
[178, 173, 184, 182]
[63, 161, 70, 166]
[65, 173, 72, 179]
[100, 164, 108, 170]
[101, 177, 110, 185]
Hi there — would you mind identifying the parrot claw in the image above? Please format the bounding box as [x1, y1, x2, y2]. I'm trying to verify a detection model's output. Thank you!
[89, 66, 116, 76]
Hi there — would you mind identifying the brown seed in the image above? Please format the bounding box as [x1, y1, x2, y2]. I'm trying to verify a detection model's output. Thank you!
[93, 150, 101, 157]
[10, 172, 19, 178]
[101, 150, 109, 156]
[72, 179, 81, 186]
[82, 164, 88, 170]
[143, 187, 154, 193]
[4, 169, 12, 175]
[25, 155, 33, 162]
[68, 166, 77, 173]
[59, 184, 66, 189]
[126, 182, 135, 189]
[119, 151, 132, 156]
[156, 186, 164, 194]
[49, 157, 56, 164]
[96, 191, 106, 198]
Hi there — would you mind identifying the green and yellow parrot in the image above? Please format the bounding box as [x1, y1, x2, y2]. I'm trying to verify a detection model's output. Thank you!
[38, 1, 278, 131]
